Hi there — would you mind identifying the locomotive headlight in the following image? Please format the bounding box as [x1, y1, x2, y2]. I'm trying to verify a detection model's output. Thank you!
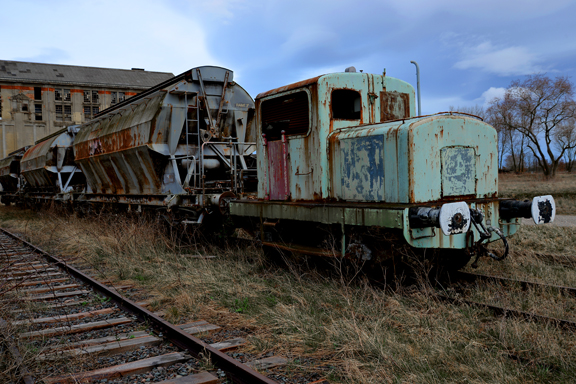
[409, 201, 471, 236]
[499, 195, 556, 224]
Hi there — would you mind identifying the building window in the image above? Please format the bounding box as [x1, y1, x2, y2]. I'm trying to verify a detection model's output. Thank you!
[83, 105, 100, 120]
[56, 104, 71, 121]
[21, 102, 28, 112]
[55, 89, 71, 102]
[111, 91, 125, 104]
[34, 87, 42, 100]
[64, 105, 72, 121]
[35, 104, 42, 121]
[56, 104, 63, 120]
[83, 89, 101, 120]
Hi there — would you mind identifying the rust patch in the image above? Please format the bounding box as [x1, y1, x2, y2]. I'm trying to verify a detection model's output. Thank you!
[380, 90, 410, 121]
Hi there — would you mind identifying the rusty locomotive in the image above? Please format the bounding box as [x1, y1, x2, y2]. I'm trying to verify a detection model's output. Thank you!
[0, 65, 556, 269]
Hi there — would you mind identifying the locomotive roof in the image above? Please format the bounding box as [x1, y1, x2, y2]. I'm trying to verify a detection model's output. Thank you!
[0, 60, 174, 89]
[256, 75, 323, 99]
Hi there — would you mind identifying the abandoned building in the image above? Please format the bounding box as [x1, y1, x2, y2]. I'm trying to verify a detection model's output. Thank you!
[0, 60, 174, 158]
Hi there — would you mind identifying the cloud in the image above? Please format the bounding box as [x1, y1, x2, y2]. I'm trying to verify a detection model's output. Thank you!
[478, 87, 506, 106]
[454, 41, 542, 76]
[423, 87, 506, 113]
[1, 0, 220, 75]
[280, 26, 338, 56]
[387, 0, 573, 20]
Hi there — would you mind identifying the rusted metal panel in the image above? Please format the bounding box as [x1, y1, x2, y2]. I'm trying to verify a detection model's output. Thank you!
[0, 152, 24, 191]
[0, 156, 15, 176]
[340, 136, 384, 201]
[230, 200, 404, 228]
[380, 91, 410, 121]
[20, 127, 81, 192]
[408, 115, 496, 203]
[329, 114, 496, 204]
[441, 146, 476, 196]
[267, 140, 289, 200]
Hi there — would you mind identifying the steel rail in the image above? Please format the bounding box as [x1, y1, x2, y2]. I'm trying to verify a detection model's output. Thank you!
[436, 294, 576, 330]
[0, 318, 35, 384]
[0, 227, 276, 384]
[453, 271, 576, 297]
[533, 253, 576, 267]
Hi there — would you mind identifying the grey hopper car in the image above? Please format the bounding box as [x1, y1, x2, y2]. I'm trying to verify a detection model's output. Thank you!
[0, 146, 29, 204]
[20, 126, 85, 196]
[72, 66, 256, 221]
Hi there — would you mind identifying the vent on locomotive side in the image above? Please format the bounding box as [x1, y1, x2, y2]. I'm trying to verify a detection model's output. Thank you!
[261, 91, 309, 141]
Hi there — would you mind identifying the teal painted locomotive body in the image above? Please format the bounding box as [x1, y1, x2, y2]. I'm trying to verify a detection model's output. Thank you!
[230, 70, 551, 262]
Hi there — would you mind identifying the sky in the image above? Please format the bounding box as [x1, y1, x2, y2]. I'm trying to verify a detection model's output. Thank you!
[2, 0, 575, 115]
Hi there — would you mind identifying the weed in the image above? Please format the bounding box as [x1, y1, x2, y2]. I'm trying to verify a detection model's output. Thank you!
[166, 306, 181, 323]
[234, 298, 250, 313]
[133, 274, 148, 282]
[198, 351, 215, 371]
[94, 295, 110, 304]
[266, 294, 278, 307]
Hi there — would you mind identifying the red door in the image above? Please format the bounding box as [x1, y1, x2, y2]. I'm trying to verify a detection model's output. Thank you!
[266, 133, 289, 200]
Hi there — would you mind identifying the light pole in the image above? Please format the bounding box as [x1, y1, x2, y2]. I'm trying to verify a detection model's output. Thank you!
[410, 61, 421, 116]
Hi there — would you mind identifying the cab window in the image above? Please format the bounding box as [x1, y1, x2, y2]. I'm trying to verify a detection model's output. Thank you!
[331, 89, 361, 120]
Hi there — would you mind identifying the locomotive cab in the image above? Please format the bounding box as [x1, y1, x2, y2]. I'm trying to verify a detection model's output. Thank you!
[231, 69, 556, 268]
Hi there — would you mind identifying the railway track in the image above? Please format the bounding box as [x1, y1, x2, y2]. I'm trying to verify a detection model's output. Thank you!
[436, 270, 576, 330]
[0, 228, 288, 384]
[427, 269, 576, 372]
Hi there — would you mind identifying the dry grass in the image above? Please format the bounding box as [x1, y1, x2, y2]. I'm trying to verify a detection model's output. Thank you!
[1, 206, 576, 383]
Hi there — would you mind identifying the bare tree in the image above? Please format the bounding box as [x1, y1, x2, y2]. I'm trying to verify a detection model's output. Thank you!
[487, 75, 576, 178]
[556, 117, 576, 172]
[448, 104, 486, 119]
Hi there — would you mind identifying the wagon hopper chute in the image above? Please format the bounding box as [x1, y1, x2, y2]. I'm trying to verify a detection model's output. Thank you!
[0, 146, 29, 204]
[19, 126, 85, 198]
[73, 66, 256, 217]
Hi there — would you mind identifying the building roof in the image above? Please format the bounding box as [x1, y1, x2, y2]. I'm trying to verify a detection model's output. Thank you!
[0, 60, 174, 89]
